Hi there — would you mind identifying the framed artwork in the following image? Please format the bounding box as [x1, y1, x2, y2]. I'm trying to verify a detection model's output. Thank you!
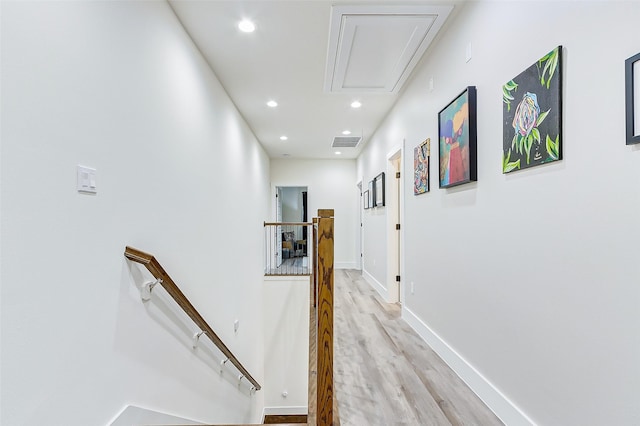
[363, 190, 370, 209]
[438, 86, 477, 188]
[502, 46, 562, 172]
[625, 52, 640, 145]
[368, 180, 374, 207]
[414, 138, 430, 195]
[374, 172, 385, 207]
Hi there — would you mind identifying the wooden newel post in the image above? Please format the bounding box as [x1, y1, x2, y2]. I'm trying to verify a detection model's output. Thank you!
[313, 217, 319, 308]
[316, 209, 334, 425]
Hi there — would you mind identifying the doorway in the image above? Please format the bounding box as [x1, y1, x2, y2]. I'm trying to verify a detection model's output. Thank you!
[275, 186, 309, 264]
[357, 181, 363, 270]
[387, 150, 402, 303]
[277, 186, 308, 223]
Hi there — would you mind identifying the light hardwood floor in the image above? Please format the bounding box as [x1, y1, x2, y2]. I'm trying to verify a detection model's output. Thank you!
[334, 269, 503, 426]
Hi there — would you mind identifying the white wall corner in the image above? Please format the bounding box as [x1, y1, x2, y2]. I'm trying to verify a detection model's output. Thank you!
[335, 261, 357, 269]
[362, 268, 388, 301]
[402, 307, 537, 426]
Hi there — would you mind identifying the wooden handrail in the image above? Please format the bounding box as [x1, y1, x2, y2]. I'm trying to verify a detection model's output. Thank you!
[124, 246, 261, 391]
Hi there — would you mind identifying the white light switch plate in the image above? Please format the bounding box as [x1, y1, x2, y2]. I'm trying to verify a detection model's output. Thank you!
[77, 165, 97, 194]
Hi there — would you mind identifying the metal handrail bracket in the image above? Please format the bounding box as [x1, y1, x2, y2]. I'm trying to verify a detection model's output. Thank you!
[124, 246, 262, 391]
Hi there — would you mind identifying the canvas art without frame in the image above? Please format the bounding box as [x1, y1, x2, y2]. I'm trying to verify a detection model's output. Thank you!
[503, 46, 562, 173]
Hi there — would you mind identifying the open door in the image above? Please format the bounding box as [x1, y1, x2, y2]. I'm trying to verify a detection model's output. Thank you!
[276, 187, 283, 267]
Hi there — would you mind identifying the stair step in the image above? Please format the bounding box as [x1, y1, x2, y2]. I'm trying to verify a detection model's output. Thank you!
[264, 414, 308, 424]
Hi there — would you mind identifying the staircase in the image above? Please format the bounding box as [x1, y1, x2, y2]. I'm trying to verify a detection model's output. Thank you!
[121, 210, 338, 426]
[263, 415, 308, 424]
[210, 210, 338, 426]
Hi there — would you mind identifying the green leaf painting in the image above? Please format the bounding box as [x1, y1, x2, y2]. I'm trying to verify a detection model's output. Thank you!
[502, 46, 562, 173]
[502, 80, 518, 112]
[502, 149, 521, 173]
[539, 47, 559, 89]
[546, 134, 560, 160]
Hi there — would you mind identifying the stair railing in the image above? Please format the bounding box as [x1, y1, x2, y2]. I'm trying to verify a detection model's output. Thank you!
[124, 246, 261, 391]
[264, 222, 314, 276]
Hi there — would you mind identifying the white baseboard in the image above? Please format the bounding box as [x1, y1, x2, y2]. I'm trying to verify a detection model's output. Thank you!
[335, 261, 357, 269]
[402, 307, 535, 426]
[262, 405, 308, 419]
[362, 269, 387, 301]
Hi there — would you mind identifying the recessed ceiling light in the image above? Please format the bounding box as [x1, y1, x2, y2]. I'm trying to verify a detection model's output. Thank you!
[342, 130, 351, 135]
[238, 19, 255, 33]
[280, 135, 288, 141]
[335, 151, 342, 155]
[351, 101, 362, 108]
[267, 100, 278, 107]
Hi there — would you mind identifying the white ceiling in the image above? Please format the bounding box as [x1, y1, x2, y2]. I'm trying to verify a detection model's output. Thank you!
[168, 1, 457, 159]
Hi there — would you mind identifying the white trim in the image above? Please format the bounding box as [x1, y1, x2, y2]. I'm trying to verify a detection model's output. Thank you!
[324, 5, 453, 93]
[262, 405, 308, 418]
[336, 261, 357, 269]
[356, 178, 363, 271]
[399, 139, 406, 307]
[386, 146, 402, 303]
[402, 307, 536, 426]
[362, 268, 387, 301]
[386, 145, 403, 162]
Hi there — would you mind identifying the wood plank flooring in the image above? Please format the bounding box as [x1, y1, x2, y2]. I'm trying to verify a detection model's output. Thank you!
[334, 270, 503, 426]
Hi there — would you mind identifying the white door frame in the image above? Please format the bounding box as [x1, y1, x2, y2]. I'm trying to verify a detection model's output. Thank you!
[386, 145, 404, 303]
[357, 180, 363, 270]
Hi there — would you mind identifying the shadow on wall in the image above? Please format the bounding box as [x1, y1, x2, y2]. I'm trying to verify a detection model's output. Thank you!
[113, 260, 256, 397]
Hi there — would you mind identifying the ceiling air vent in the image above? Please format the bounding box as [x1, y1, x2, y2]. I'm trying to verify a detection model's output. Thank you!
[332, 136, 361, 148]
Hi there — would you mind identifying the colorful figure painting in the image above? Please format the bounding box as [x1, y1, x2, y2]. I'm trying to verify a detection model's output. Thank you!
[503, 46, 562, 173]
[438, 86, 477, 188]
[414, 138, 430, 195]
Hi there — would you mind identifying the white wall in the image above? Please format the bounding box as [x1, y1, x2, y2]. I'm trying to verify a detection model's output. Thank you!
[357, 1, 640, 425]
[1, 2, 270, 425]
[110, 406, 205, 426]
[263, 277, 310, 415]
[271, 159, 358, 269]
[360, 155, 402, 299]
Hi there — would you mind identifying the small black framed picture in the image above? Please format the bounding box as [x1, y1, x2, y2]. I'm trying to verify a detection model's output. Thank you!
[625, 52, 640, 145]
[374, 172, 385, 207]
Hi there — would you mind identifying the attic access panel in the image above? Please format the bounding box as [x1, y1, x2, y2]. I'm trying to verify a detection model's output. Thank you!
[324, 5, 453, 94]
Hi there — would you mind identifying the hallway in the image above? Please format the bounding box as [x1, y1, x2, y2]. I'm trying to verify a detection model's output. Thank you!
[334, 270, 503, 426]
